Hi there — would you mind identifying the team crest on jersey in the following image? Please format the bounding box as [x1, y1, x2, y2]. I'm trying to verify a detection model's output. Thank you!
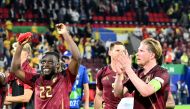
[145, 75, 151, 83]
[102, 76, 109, 81]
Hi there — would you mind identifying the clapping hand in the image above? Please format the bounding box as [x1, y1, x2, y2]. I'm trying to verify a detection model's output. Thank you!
[112, 56, 126, 75]
[116, 50, 132, 74]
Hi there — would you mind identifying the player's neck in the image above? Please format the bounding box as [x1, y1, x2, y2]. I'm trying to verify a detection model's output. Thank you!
[43, 73, 56, 80]
[143, 60, 157, 75]
[110, 62, 116, 72]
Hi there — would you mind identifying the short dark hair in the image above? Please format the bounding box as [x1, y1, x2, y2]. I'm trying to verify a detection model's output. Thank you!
[43, 51, 60, 61]
[109, 41, 125, 51]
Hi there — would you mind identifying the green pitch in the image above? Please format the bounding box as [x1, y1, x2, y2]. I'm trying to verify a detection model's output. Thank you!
[175, 105, 190, 109]
[80, 105, 190, 109]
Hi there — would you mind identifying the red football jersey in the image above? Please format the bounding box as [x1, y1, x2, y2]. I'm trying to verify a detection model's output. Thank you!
[124, 65, 170, 109]
[96, 65, 122, 109]
[0, 84, 7, 108]
[22, 60, 75, 109]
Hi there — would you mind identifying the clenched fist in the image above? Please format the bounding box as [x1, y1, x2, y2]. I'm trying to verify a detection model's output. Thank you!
[17, 32, 32, 45]
[56, 23, 68, 34]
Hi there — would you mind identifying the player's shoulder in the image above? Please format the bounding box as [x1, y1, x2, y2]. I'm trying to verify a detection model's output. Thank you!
[154, 65, 169, 78]
[79, 65, 86, 70]
[31, 74, 41, 83]
[157, 65, 168, 73]
[96, 65, 109, 76]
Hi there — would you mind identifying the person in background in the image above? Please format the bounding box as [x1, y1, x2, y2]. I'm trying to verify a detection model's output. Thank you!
[176, 80, 189, 104]
[4, 43, 34, 109]
[62, 50, 89, 109]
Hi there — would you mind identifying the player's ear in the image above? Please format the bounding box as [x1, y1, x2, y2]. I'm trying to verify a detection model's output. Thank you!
[56, 62, 61, 72]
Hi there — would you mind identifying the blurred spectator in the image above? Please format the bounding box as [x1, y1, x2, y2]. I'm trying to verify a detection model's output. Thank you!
[0, 54, 8, 72]
[71, 8, 80, 23]
[167, 4, 175, 18]
[31, 23, 38, 33]
[31, 33, 41, 47]
[176, 80, 189, 104]
[180, 48, 189, 65]
[58, 5, 66, 23]
[94, 40, 106, 62]
[78, 38, 84, 58]
[0, 34, 4, 55]
[165, 47, 175, 64]
[84, 41, 92, 60]
[5, 20, 14, 40]
[3, 40, 10, 67]
[83, 22, 93, 37]
[173, 46, 183, 64]
[5, 20, 13, 31]
[179, 11, 189, 28]
[111, 2, 118, 16]
[142, 27, 150, 39]
[69, 23, 80, 36]
[133, 26, 143, 39]
[44, 29, 57, 47]
[31, 51, 40, 71]
[9, 6, 16, 22]
[16, 0, 26, 21]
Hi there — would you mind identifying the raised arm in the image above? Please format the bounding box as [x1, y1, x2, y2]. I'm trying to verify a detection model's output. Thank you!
[10, 32, 32, 81]
[56, 23, 81, 75]
[11, 44, 26, 81]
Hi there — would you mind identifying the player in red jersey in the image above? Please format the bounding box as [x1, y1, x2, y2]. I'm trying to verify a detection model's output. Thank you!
[113, 38, 170, 109]
[94, 41, 127, 109]
[0, 71, 7, 108]
[10, 23, 81, 109]
[4, 43, 34, 109]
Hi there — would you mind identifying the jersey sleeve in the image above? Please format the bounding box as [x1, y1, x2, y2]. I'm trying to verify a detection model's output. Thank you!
[96, 68, 105, 91]
[123, 80, 136, 93]
[66, 69, 76, 86]
[24, 83, 33, 90]
[64, 69, 76, 93]
[6, 73, 16, 83]
[21, 60, 38, 88]
[123, 69, 138, 93]
[152, 68, 170, 91]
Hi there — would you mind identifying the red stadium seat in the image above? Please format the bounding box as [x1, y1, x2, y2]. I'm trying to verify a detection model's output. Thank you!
[3, 8, 8, 14]
[0, 8, 3, 13]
